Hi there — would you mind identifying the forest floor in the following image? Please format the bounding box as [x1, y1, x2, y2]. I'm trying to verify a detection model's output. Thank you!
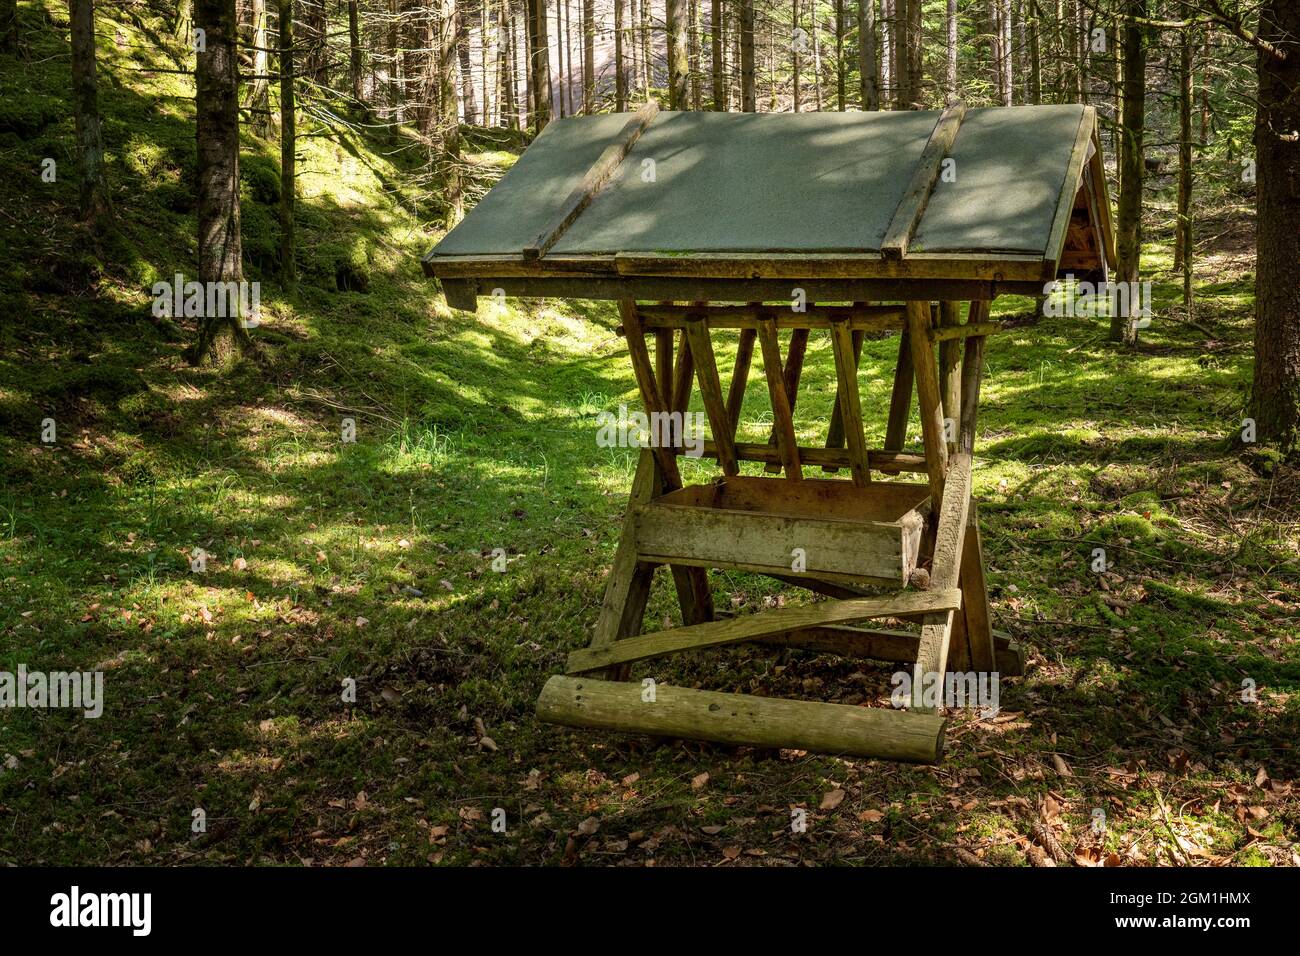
[1, 2, 1297, 866]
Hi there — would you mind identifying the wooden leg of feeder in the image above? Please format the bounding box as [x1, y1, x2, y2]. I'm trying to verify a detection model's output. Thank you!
[828, 318, 871, 487]
[589, 449, 660, 680]
[756, 317, 802, 480]
[685, 314, 739, 477]
[881, 327, 915, 476]
[764, 326, 809, 473]
[907, 300, 948, 509]
[537, 675, 946, 762]
[959, 502, 997, 672]
[938, 302, 963, 456]
[912, 453, 971, 713]
[823, 318, 866, 473]
[620, 301, 682, 488]
[726, 325, 758, 433]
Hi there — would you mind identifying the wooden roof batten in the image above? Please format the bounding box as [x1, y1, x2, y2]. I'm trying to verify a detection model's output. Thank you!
[423, 104, 1113, 310]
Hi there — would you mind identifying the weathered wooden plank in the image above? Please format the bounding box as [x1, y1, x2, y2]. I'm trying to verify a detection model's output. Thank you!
[828, 319, 871, 486]
[756, 318, 802, 480]
[959, 502, 997, 672]
[636, 303, 905, 331]
[685, 315, 738, 477]
[937, 302, 963, 457]
[690, 441, 927, 472]
[536, 675, 946, 762]
[880, 101, 968, 261]
[612, 248, 1047, 281]
[620, 301, 683, 488]
[634, 502, 922, 583]
[568, 589, 962, 673]
[928, 320, 1002, 342]
[912, 453, 972, 713]
[881, 327, 915, 476]
[726, 325, 757, 432]
[907, 301, 948, 507]
[823, 324, 866, 473]
[654, 475, 929, 522]
[959, 301, 989, 454]
[523, 100, 660, 260]
[764, 326, 810, 473]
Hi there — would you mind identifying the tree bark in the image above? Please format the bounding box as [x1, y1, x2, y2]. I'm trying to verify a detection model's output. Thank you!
[859, 0, 878, 109]
[456, 3, 478, 124]
[944, 0, 956, 103]
[194, 0, 249, 364]
[1111, 0, 1145, 344]
[667, 0, 689, 109]
[584, 0, 596, 112]
[905, 0, 921, 108]
[792, 0, 802, 112]
[70, 0, 112, 225]
[616, 0, 628, 109]
[348, 0, 365, 103]
[739, 0, 755, 110]
[245, 0, 271, 135]
[1247, 0, 1300, 450]
[689, 0, 702, 109]
[711, 0, 725, 108]
[529, 0, 551, 128]
[1173, 23, 1192, 294]
[440, 0, 464, 225]
[1028, 0, 1041, 104]
[278, 0, 295, 285]
[835, 0, 846, 110]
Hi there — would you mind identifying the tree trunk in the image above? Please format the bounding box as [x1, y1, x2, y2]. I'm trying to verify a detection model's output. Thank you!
[615, 0, 627, 109]
[944, 0, 956, 103]
[834, 0, 845, 110]
[70, 0, 112, 226]
[456, 5, 478, 124]
[667, 0, 688, 109]
[689, 0, 702, 109]
[1028, 0, 1041, 104]
[560, 0, 570, 116]
[501, 0, 517, 127]
[307, 0, 327, 84]
[584, 0, 595, 112]
[711, 0, 725, 108]
[348, 0, 365, 103]
[194, 0, 249, 364]
[440, 0, 464, 226]
[881, 0, 893, 107]
[278, 0, 295, 284]
[859, 0, 878, 109]
[740, 0, 755, 110]
[246, 0, 271, 135]
[1247, 0, 1300, 450]
[1173, 24, 1192, 291]
[1111, 0, 1145, 344]
[530, 0, 551, 128]
[905, 0, 921, 108]
[792, 0, 802, 112]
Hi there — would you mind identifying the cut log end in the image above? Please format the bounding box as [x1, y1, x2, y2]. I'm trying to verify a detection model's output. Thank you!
[536, 675, 946, 763]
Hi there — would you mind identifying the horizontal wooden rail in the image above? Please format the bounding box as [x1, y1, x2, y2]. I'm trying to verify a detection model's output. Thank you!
[682, 442, 928, 473]
[621, 305, 906, 334]
[929, 321, 1002, 342]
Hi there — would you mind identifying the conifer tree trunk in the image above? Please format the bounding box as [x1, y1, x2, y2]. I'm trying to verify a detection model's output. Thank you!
[70, 0, 112, 225]
[740, 0, 755, 110]
[667, 0, 689, 108]
[1111, 0, 1145, 344]
[859, 0, 878, 109]
[711, 0, 725, 108]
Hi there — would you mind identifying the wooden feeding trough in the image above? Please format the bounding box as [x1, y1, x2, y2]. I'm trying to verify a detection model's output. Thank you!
[423, 101, 1114, 763]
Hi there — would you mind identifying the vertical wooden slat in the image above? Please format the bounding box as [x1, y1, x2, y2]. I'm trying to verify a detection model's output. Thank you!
[655, 326, 673, 401]
[912, 453, 971, 713]
[756, 317, 802, 480]
[726, 326, 757, 434]
[937, 301, 963, 456]
[960, 503, 997, 672]
[764, 326, 810, 473]
[619, 300, 682, 488]
[881, 327, 915, 475]
[671, 329, 695, 413]
[906, 300, 948, 507]
[685, 314, 739, 476]
[827, 319, 871, 487]
[823, 321, 866, 472]
[959, 301, 989, 455]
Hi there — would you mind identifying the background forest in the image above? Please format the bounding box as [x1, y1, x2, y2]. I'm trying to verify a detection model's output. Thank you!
[0, 0, 1297, 866]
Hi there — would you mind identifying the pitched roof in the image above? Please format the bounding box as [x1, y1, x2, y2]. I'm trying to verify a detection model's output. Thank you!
[424, 103, 1113, 308]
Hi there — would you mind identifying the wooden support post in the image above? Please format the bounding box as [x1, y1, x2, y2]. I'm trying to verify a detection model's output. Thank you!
[620, 301, 683, 488]
[959, 502, 997, 672]
[756, 317, 802, 480]
[959, 301, 989, 455]
[823, 319, 866, 472]
[588, 449, 661, 679]
[907, 301, 947, 507]
[537, 675, 946, 762]
[937, 301, 963, 456]
[685, 314, 739, 477]
[882, 327, 915, 475]
[764, 325, 810, 473]
[912, 453, 971, 713]
[726, 326, 758, 434]
[828, 318, 871, 487]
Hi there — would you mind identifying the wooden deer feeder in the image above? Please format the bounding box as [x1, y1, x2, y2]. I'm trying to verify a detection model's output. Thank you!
[423, 102, 1114, 763]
